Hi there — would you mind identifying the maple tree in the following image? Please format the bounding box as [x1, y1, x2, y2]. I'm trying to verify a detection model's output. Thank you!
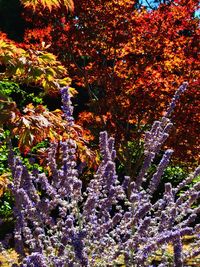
[20, 0, 199, 167]
[0, 82, 94, 167]
[0, 0, 199, 175]
[0, 1, 95, 165]
[0, 32, 72, 95]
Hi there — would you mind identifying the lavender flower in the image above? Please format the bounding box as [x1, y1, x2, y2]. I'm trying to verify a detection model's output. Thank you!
[60, 86, 74, 126]
[21, 252, 47, 267]
[165, 82, 188, 117]
[148, 149, 173, 194]
[1, 82, 199, 266]
[136, 118, 173, 188]
[173, 232, 183, 267]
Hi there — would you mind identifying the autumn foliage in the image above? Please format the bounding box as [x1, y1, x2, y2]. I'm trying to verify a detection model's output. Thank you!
[17, 0, 199, 164]
[21, 0, 74, 11]
[0, 0, 199, 166]
[0, 33, 92, 163]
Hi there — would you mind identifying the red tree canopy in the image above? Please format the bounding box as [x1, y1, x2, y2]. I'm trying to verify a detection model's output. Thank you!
[3, 0, 200, 164]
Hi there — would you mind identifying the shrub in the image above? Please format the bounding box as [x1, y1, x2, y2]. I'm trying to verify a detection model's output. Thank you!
[1, 83, 200, 266]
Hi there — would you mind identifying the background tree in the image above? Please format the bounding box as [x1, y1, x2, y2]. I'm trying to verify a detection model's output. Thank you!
[0, 0, 94, 164]
[0, 0, 199, 179]
[20, 0, 199, 169]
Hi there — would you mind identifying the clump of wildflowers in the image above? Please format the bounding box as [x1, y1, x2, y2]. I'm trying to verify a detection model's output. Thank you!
[1, 83, 200, 266]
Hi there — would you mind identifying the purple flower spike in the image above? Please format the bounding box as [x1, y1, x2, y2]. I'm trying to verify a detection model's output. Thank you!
[148, 149, 173, 194]
[173, 232, 183, 267]
[5, 82, 200, 266]
[60, 86, 74, 126]
[22, 252, 47, 267]
[165, 82, 188, 118]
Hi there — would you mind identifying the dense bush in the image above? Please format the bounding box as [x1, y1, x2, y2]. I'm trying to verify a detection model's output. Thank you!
[1, 83, 199, 266]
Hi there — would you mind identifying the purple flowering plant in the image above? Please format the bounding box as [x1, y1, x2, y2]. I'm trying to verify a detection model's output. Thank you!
[1, 83, 200, 266]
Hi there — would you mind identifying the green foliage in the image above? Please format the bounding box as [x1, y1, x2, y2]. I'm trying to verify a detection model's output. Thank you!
[0, 37, 71, 95]
[0, 130, 10, 175]
[117, 140, 145, 180]
[0, 81, 20, 96]
[117, 141, 188, 193]
[0, 81, 44, 109]
[192, 170, 200, 183]
[0, 131, 12, 218]
[0, 129, 46, 172]
[0, 130, 13, 218]
[0, 130, 45, 218]
[31, 139, 49, 153]
[162, 165, 187, 186]
[0, 145, 8, 174]
[22, 140, 48, 173]
[0, 190, 13, 218]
